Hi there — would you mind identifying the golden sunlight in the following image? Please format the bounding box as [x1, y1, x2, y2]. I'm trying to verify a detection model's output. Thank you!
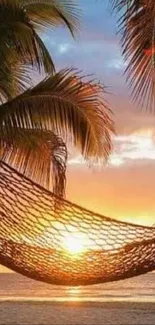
[64, 235, 85, 254]
[62, 231, 92, 255]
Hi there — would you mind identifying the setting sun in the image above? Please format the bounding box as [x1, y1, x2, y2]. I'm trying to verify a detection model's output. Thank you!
[64, 236, 85, 255]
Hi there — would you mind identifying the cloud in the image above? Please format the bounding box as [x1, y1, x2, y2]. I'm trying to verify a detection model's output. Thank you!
[57, 43, 71, 54]
[111, 130, 155, 165]
[41, 7, 123, 78]
[107, 58, 127, 71]
[68, 129, 155, 168]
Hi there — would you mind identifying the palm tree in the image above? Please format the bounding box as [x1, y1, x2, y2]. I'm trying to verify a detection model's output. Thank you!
[0, 0, 80, 99]
[0, 0, 114, 196]
[111, 0, 155, 110]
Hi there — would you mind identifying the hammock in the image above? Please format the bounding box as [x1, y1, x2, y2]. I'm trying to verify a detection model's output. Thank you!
[0, 161, 155, 286]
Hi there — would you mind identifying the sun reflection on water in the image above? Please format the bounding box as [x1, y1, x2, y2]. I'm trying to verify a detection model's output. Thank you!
[66, 287, 82, 301]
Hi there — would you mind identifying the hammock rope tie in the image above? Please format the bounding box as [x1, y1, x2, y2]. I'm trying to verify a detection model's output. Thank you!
[0, 161, 155, 286]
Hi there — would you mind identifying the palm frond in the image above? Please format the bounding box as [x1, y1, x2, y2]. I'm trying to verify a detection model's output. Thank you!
[110, 0, 143, 12]
[0, 128, 67, 196]
[0, 0, 55, 74]
[111, 0, 155, 111]
[110, 0, 132, 11]
[0, 49, 32, 102]
[19, 0, 81, 36]
[0, 0, 80, 95]
[0, 69, 114, 163]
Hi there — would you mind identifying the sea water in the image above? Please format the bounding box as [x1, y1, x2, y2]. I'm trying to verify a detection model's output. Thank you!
[0, 272, 155, 302]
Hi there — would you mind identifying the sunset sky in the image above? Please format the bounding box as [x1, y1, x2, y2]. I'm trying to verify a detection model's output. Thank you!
[40, 0, 155, 226]
[40, 0, 155, 227]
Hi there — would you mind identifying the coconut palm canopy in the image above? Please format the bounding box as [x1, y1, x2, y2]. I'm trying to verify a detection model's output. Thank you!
[111, 0, 155, 111]
[0, 0, 114, 196]
[0, 0, 80, 80]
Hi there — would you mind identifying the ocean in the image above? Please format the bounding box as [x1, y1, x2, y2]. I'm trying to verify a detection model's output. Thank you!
[0, 272, 155, 324]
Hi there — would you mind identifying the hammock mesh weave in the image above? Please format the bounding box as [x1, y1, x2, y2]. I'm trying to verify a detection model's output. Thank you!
[0, 161, 155, 286]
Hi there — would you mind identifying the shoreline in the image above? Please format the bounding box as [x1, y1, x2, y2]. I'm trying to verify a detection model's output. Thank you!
[0, 299, 155, 306]
[1, 296, 155, 303]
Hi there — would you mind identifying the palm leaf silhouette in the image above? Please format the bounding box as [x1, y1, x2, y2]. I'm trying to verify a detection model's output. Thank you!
[0, 0, 79, 77]
[0, 128, 67, 195]
[0, 69, 114, 163]
[111, 0, 155, 110]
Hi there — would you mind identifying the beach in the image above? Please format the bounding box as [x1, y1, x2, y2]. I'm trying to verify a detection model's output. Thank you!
[0, 301, 155, 325]
[0, 273, 155, 325]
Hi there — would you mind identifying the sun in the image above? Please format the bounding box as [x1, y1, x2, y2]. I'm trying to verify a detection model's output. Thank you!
[65, 236, 84, 254]
[38, 223, 90, 255]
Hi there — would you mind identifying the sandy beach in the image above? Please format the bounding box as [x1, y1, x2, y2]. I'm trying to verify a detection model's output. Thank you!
[1, 273, 155, 325]
[0, 301, 154, 325]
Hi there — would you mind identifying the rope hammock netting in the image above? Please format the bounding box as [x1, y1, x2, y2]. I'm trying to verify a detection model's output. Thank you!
[0, 161, 155, 286]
